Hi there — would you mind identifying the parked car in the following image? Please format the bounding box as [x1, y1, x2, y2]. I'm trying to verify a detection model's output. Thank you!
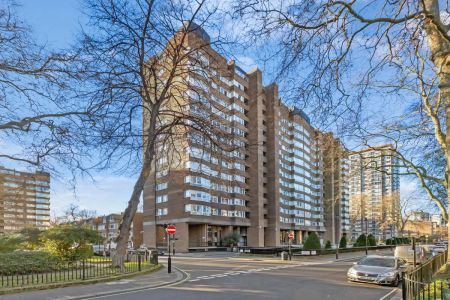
[394, 245, 429, 264]
[92, 244, 109, 256]
[136, 245, 164, 256]
[433, 243, 447, 253]
[347, 255, 409, 286]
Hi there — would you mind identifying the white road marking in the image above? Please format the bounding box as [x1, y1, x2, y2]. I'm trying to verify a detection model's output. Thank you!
[105, 280, 135, 285]
[188, 262, 332, 284]
[188, 264, 305, 282]
[378, 288, 399, 300]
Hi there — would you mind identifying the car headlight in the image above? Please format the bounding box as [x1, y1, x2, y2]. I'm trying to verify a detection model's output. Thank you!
[380, 271, 396, 278]
[347, 268, 357, 276]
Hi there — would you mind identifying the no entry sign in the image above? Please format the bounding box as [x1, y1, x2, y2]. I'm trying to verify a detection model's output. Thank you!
[166, 225, 176, 235]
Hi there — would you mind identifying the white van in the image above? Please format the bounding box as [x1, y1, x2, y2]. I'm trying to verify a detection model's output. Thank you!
[394, 245, 428, 264]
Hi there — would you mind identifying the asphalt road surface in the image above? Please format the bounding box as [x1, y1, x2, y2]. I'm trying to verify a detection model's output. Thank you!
[83, 253, 398, 300]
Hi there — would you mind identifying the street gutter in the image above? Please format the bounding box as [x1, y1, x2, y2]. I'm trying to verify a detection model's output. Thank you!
[65, 265, 190, 300]
[0, 264, 163, 296]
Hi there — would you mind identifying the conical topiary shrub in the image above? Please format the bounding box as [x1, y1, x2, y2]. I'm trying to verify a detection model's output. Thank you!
[303, 232, 321, 250]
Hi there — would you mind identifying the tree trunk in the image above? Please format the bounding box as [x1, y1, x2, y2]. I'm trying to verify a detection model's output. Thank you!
[112, 167, 151, 268]
[112, 107, 159, 268]
[422, 0, 450, 263]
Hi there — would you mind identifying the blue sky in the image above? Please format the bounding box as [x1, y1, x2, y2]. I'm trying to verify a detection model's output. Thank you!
[13, 0, 428, 216]
[15, 0, 136, 216]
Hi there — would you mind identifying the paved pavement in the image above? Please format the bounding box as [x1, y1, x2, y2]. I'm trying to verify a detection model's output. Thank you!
[1, 265, 185, 300]
[1, 249, 400, 300]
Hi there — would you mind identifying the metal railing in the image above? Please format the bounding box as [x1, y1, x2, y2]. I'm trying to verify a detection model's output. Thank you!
[237, 244, 396, 256]
[0, 253, 154, 289]
[402, 251, 448, 300]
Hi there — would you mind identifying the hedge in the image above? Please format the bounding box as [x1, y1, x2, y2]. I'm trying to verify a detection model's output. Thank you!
[0, 251, 64, 275]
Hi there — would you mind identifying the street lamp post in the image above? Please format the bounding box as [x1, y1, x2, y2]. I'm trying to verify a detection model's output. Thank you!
[288, 238, 292, 261]
[164, 224, 172, 274]
[167, 234, 172, 273]
[365, 218, 368, 255]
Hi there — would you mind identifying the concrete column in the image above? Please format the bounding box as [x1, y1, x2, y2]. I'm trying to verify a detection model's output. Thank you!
[223, 225, 233, 236]
[265, 228, 280, 247]
[173, 222, 189, 252]
[296, 230, 302, 244]
[143, 224, 157, 248]
[248, 226, 264, 247]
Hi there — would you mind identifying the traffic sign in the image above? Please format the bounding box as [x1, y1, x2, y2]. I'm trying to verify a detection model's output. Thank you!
[288, 231, 295, 240]
[166, 225, 176, 235]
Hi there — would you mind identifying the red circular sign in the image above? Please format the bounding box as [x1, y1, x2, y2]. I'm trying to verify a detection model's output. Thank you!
[166, 225, 176, 235]
[288, 232, 295, 240]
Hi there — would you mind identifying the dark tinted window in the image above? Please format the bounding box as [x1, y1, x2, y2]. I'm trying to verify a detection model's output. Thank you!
[358, 257, 395, 268]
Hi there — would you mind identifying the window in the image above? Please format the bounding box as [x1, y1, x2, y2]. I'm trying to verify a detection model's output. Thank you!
[156, 208, 168, 216]
[156, 195, 168, 203]
[185, 204, 211, 216]
[185, 176, 210, 188]
[156, 170, 168, 178]
[156, 182, 168, 191]
[185, 190, 211, 202]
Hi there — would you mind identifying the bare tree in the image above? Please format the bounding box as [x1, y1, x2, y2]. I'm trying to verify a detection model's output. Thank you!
[0, 1, 94, 178]
[235, 0, 450, 256]
[398, 194, 421, 237]
[78, 0, 238, 266]
[60, 203, 97, 224]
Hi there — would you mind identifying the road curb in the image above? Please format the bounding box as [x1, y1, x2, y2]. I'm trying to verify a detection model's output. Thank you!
[0, 264, 163, 296]
[332, 256, 365, 262]
[54, 265, 189, 300]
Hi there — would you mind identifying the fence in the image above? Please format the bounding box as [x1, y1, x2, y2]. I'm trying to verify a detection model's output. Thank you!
[402, 251, 448, 300]
[238, 244, 396, 256]
[0, 253, 154, 289]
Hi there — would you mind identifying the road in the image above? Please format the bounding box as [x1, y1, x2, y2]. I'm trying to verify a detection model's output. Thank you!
[85, 252, 398, 300]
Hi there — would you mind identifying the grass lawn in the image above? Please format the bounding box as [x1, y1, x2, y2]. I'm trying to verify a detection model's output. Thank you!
[414, 265, 450, 299]
[0, 260, 157, 290]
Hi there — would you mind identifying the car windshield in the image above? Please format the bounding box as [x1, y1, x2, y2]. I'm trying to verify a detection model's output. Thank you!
[358, 257, 395, 268]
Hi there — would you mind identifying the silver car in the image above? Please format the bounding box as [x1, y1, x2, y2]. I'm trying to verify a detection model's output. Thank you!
[347, 255, 409, 286]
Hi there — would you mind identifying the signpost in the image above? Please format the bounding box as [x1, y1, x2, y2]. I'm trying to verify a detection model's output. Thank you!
[165, 225, 176, 273]
[288, 231, 294, 260]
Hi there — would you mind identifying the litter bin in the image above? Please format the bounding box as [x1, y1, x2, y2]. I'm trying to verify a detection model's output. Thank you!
[281, 251, 288, 261]
[150, 250, 158, 265]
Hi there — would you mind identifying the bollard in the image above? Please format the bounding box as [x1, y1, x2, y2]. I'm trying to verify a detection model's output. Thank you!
[150, 250, 158, 265]
[401, 273, 406, 300]
[138, 253, 141, 271]
[82, 260, 86, 280]
[168, 255, 172, 273]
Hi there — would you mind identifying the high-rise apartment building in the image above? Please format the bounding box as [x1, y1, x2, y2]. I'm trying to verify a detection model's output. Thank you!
[0, 166, 50, 233]
[320, 133, 350, 245]
[142, 25, 345, 251]
[348, 145, 400, 241]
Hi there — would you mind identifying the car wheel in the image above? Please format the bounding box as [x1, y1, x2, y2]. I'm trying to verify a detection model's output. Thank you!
[391, 275, 399, 287]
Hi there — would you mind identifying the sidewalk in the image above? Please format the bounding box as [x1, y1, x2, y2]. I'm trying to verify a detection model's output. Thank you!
[235, 248, 395, 264]
[1, 265, 186, 300]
